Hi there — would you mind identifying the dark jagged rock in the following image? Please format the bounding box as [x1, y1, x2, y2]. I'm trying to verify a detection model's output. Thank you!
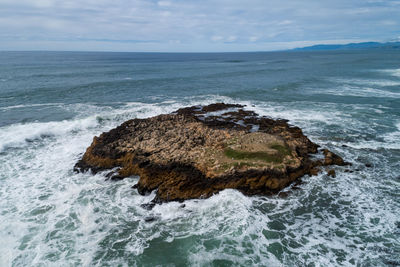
[75, 103, 348, 202]
[144, 216, 156, 222]
[322, 149, 349, 166]
[327, 169, 336, 178]
[140, 203, 155, 210]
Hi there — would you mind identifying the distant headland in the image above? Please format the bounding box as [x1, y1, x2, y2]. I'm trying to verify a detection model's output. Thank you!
[292, 41, 400, 51]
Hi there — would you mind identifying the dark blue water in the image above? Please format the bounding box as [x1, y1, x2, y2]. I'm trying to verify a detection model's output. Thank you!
[0, 50, 399, 266]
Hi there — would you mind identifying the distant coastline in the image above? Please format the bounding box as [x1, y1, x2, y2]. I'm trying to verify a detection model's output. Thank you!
[293, 41, 400, 51]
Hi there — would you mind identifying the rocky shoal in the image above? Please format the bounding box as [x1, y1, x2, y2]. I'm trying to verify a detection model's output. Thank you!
[75, 103, 348, 203]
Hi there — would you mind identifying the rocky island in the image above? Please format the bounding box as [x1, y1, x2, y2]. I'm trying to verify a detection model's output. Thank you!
[75, 103, 347, 203]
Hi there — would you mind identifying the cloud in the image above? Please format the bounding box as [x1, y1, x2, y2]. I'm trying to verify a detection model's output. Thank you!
[211, 36, 224, 42]
[249, 36, 259, 42]
[158, 1, 171, 7]
[226, 36, 237, 42]
[0, 0, 399, 51]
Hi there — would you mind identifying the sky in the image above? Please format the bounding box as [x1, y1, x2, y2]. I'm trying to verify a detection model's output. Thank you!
[0, 0, 399, 52]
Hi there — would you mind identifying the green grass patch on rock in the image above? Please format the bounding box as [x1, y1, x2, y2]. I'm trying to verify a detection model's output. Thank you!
[224, 143, 291, 164]
[270, 143, 291, 156]
[224, 148, 281, 163]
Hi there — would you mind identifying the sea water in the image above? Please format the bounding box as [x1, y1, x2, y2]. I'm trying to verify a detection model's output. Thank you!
[0, 50, 399, 266]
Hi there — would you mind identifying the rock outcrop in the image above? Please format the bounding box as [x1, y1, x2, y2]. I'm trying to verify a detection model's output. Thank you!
[75, 103, 348, 203]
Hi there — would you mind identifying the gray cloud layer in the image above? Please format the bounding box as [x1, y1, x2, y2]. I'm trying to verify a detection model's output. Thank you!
[0, 0, 399, 51]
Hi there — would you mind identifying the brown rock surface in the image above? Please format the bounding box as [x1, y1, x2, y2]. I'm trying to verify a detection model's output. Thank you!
[327, 169, 337, 178]
[75, 103, 348, 202]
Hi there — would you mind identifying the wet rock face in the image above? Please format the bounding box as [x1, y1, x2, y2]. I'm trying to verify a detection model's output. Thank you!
[75, 103, 348, 203]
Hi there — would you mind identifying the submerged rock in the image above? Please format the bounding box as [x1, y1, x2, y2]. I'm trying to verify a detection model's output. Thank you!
[75, 103, 348, 202]
[327, 169, 336, 178]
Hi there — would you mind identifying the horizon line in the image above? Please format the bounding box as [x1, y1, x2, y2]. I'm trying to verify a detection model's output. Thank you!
[1, 40, 397, 54]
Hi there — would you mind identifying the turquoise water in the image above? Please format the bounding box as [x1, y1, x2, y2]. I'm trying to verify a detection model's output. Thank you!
[0, 50, 399, 266]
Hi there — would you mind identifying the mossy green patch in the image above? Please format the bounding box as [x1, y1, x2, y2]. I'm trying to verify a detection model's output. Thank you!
[270, 143, 291, 156]
[224, 143, 291, 163]
[224, 148, 283, 163]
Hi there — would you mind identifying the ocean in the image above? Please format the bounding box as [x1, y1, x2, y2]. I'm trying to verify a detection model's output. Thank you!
[0, 50, 399, 266]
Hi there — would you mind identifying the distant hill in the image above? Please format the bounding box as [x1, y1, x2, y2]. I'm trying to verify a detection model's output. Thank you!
[293, 41, 400, 51]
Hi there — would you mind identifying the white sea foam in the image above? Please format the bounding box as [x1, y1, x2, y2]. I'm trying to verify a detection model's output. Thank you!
[341, 86, 399, 98]
[321, 83, 400, 98]
[0, 103, 63, 111]
[0, 97, 398, 266]
[242, 100, 356, 138]
[381, 121, 400, 150]
[330, 77, 400, 87]
[337, 121, 400, 150]
[202, 107, 240, 117]
[380, 68, 400, 78]
[0, 117, 98, 152]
